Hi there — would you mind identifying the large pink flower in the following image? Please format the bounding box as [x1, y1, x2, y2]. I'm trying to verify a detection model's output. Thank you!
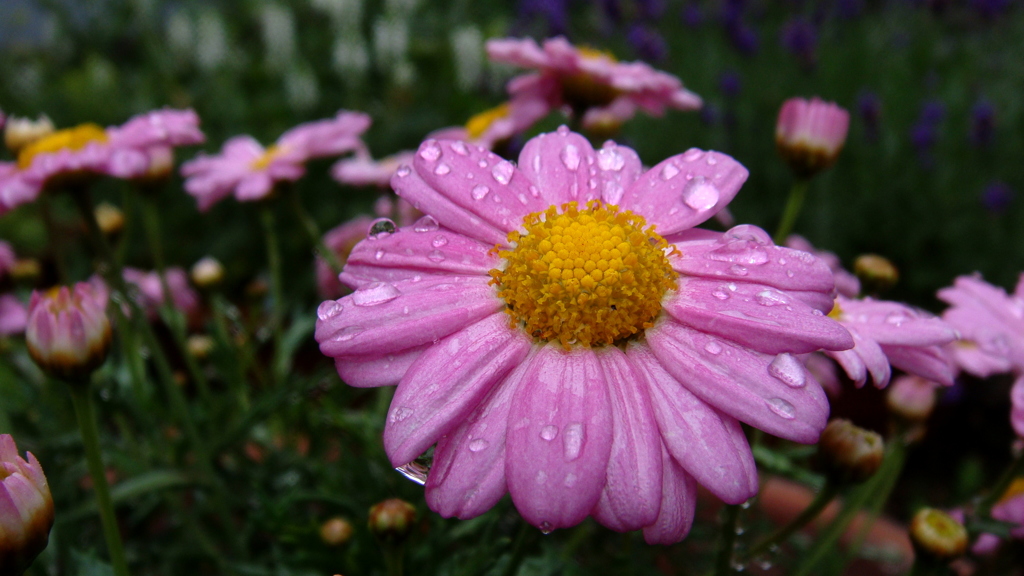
[182, 110, 370, 211]
[938, 273, 1024, 377]
[487, 37, 701, 129]
[0, 109, 203, 214]
[315, 128, 853, 542]
[825, 296, 957, 388]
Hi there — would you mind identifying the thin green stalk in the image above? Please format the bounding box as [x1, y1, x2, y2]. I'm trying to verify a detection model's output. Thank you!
[744, 481, 841, 560]
[500, 521, 534, 576]
[976, 447, 1024, 520]
[713, 503, 742, 576]
[259, 204, 285, 382]
[69, 384, 131, 576]
[110, 303, 150, 406]
[790, 439, 907, 576]
[382, 542, 404, 576]
[287, 187, 343, 274]
[773, 178, 811, 245]
[40, 194, 69, 283]
[210, 293, 252, 410]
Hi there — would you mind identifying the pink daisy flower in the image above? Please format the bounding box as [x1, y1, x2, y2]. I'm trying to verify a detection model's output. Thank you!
[182, 110, 371, 211]
[775, 97, 850, 178]
[0, 109, 204, 214]
[315, 127, 853, 542]
[938, 273, 1024, 377]
[824, 295, 957, 388]
[487, 37, 702, 129]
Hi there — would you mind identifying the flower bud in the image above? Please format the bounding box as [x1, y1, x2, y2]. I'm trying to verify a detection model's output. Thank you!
[817, 419, 884, 483]
[0, 434, 55, 575]
[94, 202, 125, 237]
[368, 498, 416, 544]
[886, 375, 937, 423]
[190, 257, 225, 289]
[319, 517, 354, 546]
[25, 283, 112, 381]
[134, 147, 175, 183]
[186, 334, 215, 360]
[909, 508, 967, 561]
[4, 114, 55, 154]
[854, 254, 899, 294]
[10, 259, 41, 283]
[775, 97, 850, 178]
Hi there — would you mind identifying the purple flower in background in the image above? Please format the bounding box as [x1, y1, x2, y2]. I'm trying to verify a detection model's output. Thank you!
[909, 99, 945, 169]
[857, 90, 882, 142]
[636, 0, 667, 19]
[971, 0, 1012, 19]
[514, 0, 569, 36]
[970, 98, 995, 148]
[780, 17, 817, 69]
[836, 0, 865, 19]
[699, 103, 719, 126]
[681, 3, 704, 27]
[981, 181, 1014, 214]
[627, 24, 668, 62]
[719, 71, 742, 99]
[728, 22, 760, 55]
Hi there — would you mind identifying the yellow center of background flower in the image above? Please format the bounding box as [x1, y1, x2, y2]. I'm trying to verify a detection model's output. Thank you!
[465, 103, 511, 140]
[250, 144, 284, 170]
[17, 123, 108, 169]
[491, 201, 677, 349]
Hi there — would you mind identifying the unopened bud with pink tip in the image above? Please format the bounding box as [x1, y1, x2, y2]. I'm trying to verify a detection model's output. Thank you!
[368, 498, 416, 544]
[0, 434, 55, 575]
[775, 97, 850, 178]
[25, 283, 112, 381]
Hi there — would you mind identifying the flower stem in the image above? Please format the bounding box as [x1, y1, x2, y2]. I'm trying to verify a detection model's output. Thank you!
[287, 186, 343, 274]
[259, 204, 285, 382]
[69, 383, 131, 576]
[714, 503, 742, 576]
[773, 178, 811, 245]
[40, 193, 69, 284]
[500, 520, 534, 576]
[975, 447, 1024, 520]
[790, 438, 907, 576]
[744, 481, 841, 560]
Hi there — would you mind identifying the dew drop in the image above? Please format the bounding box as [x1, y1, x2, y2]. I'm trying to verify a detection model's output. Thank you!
[563, 472, 577, 488]
[471, 184, 491, 200]
[560, 144, 581, 170]
[374, 249, 385, 261]
[730, 263, 748, 275]
[532, 154, 541, 173]
[419, 141, 441, 162]
[766, 397, 796, 419]
[449, 141, 469, 155]
[755, 290, 787, 306]
[367, 218, 396, 238]
[540, 425, 558, 441]
[395, 461, 428, 485]
[316, 300, 343, 321]
[395, 165, 411, 177]
[392, 406, 414, 422]
[597, 144, 625, 171]
[786, 270, 795, 278]
[433, 163, 451, 175]
[413, 215, 439, 232]
[681, 177, 720, 210]
[604, 181, 625, 204]
[352, 282, 401, 306]
[491, 160, 514, 184]
[431, 235, 448, 247]
[539, 521, 554, 534]
[478, 159, 488, 168]
[707, 155, 718, 165]
[468, 438, 489, 452]
[427, 250, 446, 262]
[704, 340, 723, 355]
[681, 148, 703, 162]
[885, 312, 909, 326]
[712, 288, 730, 300]
[724, 224, 772, 246]
[334, 325, 364, 342]
[768, 353, 806, 388]
[556, 124, 570, 135]
[563, 423, 584, 461]
[529, 185, 540, 198]
[660, 163, 680, 180]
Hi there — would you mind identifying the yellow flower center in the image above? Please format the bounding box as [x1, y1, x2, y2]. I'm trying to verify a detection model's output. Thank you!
[1001, 477, 1024, 502]
[490, 201, 677, 349]
[17, 123, 108, 169]
[828, 300, 843, 320]
[465, 103, 511, 140]
[576, 46, 617, 62]
[560, 47, 620, 110]
[250, 144, 284, 170]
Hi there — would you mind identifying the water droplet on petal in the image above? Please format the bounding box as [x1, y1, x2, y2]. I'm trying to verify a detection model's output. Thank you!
[724, 225, 773, 246]
[368, 218, 396, 238]
[419, 141, 441, 162]
[539, 521, 554, 534]
[704, 340, 723, 354]
[786, 270, 795, 278]
[536, 424, 559, 442]
[681, 176, 720, 210]
[563, 423, 584, 461]
[428, 250, 446, 262]
[352, 282, 401, 306]
[374, 249, 385, 261]
[431, 235, 448, 247]
[392, 406, 414, 422]
[712, 288, 730, 300]
[434, 163, 451, 175]
[317, 300, 343, 321]
[468, 438, 489, 452]
[491, 160, 514, 184]
[413, 215, 439, 232]
[334, 325, 364, 342]
[707, 155, 718, 165]
[449, 141, 468, 155]
[529, 185, 540, 198]
[556, 124, 570, 135]
[885, 312, 909, 326]
[730, 263, 748, 275]
[755, 289, 787, 306]
[471, 184, 490, 200]
[604, 181, 624, 204]
[681, 148, 703, 162]
[768, 353, 806, 388]
[560, 144, 581, 171]
[660, 163, 680, 180]
[395, 461, 428, 485]
[766, 397, 796, 419]
[597, 145, 625, 171]
[395, 165, 411, 177]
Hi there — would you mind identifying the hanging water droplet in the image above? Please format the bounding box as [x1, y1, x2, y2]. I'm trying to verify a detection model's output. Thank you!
[660, 163, 680, 180]
[560, 144, 581, 170]
[434, 163, 451, 175]
[491, 160, 514, 184]
[395, 461, 428, 485]
[413, 215, 439, 232]
[681, 176, 720, 210]
[427, 250, 446, 262]
[540, 425, 558, 441]
[755, 290, 787, 306]
[766, 397, 796, 419]
[419, 141, 441, 162]
[431, 235, 448, 248]
[539, 521, 554, 534]
[334, 325, 364, 342]
[367, 218, 396, 238]
[352, 282, 400, 306]
[730, 263, 748, 275]
[768, 353, 806, 388]
[449, 141, 469, 155]
[395, 165, 411, 177]
[563, 423, 584, 461]
[468, 438, 489, 452]
[704, 340, 723, 355]
[316, 300, 343, 321]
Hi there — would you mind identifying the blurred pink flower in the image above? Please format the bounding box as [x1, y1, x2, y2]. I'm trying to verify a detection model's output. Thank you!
[0, 294, 27, 336]
[0, 109, 204, 215]
[786, 235, 860, 298]
[1013, 375, 1024, 437]
[775, 97, 850, 178]
[25, 283, 112, 380]
[0, 434, 54, 573]
[182, 110, 370, 211]
[122, 267, 200, 321]
[487, 37, 701, 128]
[825, 296, 957, 388]
[316, 128, 852, 542]
[317, 216, 375, 298]
[332, 151, 416, 189]
[938, 273, 1024, 376]
[0, 240, 15, 279]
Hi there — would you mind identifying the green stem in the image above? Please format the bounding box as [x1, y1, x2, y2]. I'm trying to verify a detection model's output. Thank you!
[40, 194, 69, 284]
[259, 204, 285, 382]
[500, 521, 534, 576]
[976, 447, 1024, 520]
[69, 384, 131, 576]
[714, 504, 742, 576]
[210, 293, 252, 410]
[744, 481, 841, 560]
[382, 542, 404, 576]
[790, 439, 907, 576]
[287, 187, 344, 274]
[773, 178, 811, 245]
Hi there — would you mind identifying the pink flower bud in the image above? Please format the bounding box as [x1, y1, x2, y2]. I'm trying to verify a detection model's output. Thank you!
[0, 434, 55, 574]
[25, 283, 112, 380]
[775, 97, 850, 178]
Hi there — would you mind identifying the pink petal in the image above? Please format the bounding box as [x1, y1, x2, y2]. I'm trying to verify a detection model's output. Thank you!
[391, 161, 508, 246]
[339, 223, 499, 289]
[643, 445, 698, 545]
[628, 343, 758, 504]
[517, 129, 602, 206]
[882, 344, 954, 386]
[486, 37, 552, 69]
[593, 141, 644, 205]
[827, 348, 868, 387]
[425, 350, 536, 519]
[620, 149, 748, 235]
[646, 320, 830, 444]
[333, 344, 428, 388]
[384, 313, 532, 466]
[505, 346, 614, 531]
[315, 276, 502, 358]
[664, 277, 853, 355]
[1012, 375, 1024, 438]
[590, 347, 663, 532]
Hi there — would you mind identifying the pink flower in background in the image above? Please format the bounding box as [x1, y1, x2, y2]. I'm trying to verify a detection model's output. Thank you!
[0, 294, 27, 336]
[775, 97, 850, 178]
[25, 283, 112, 380]
[0, 240, 15, 279]
[182, 110, 370, 211]
[938, 273, 1024, 376]
[122, 267, 200, 321]
[487, 37, 701, 127]
[0, 109, 204, 214]
[332, 151, 416, 188]
[786, 235, 860, 298]
[1012, 375, 1024, 437]
[825, 296, 957, 388]
[0, 434, 55, 573]
[316, 128, 852, 542]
